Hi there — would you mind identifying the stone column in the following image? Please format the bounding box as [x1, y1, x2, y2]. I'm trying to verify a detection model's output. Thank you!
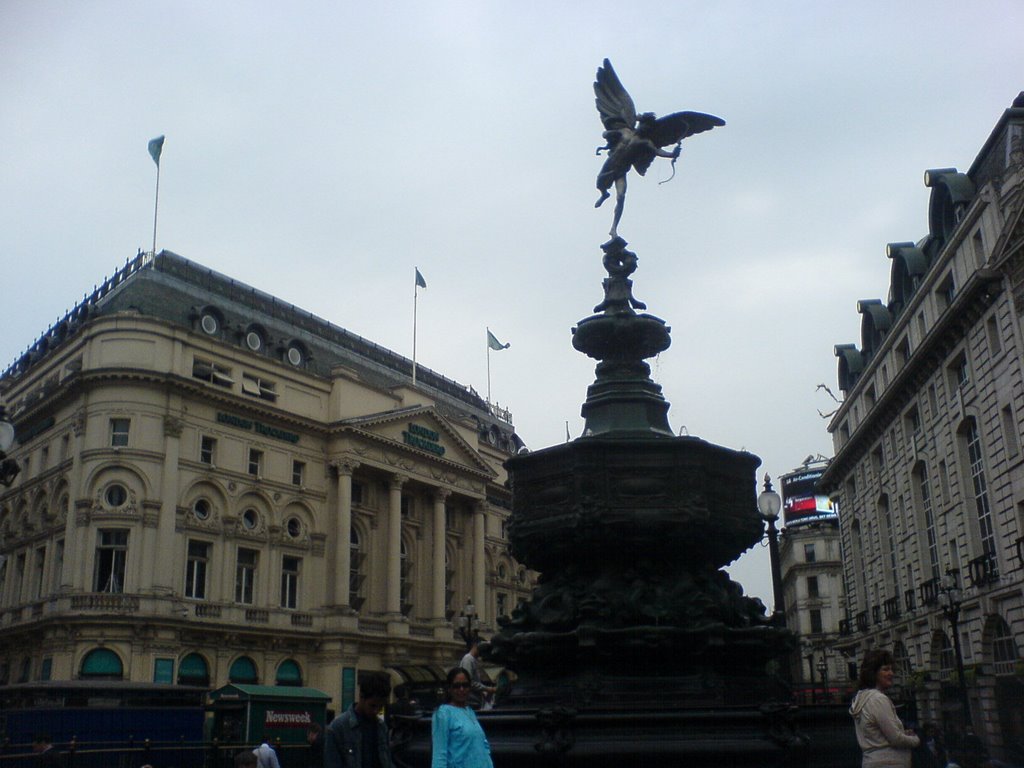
[432, 490, 450, 620]
[472, 501, 487, 626]
[387, 475, 406, 616]
[332, 460, 359, 608]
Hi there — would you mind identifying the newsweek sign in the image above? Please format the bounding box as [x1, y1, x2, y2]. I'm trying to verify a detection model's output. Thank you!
[781, 467, 836, 528]
[265, 710, 313, 728]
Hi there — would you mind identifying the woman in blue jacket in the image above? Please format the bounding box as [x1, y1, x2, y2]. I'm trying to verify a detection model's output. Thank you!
[431, 667, 493, 768]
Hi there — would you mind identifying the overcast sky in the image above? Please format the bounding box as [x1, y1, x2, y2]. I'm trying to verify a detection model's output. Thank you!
[2, 1, 1022, 610]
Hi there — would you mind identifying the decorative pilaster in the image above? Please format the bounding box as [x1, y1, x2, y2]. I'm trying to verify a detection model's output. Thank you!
[387, 475, 406, 616]
[473, 501, 487, 627]
[432, 490, 450, 620]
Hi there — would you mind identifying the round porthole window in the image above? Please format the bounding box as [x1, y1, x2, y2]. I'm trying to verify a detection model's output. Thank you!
[105, 484, 128, 507]
[246, 331, 264, 351]
[200, 314, 219, 335]
[242, 508, 259, 530]
[286, 517, 301, 538]
[193, 499, 211, 520]
[286, 346, 303, 366]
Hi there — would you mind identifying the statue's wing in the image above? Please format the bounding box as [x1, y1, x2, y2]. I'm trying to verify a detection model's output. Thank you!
[650, 111, 725, 147]
[594, 59, 637, 130]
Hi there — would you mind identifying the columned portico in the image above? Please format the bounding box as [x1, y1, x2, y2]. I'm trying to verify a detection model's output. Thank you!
[332, 459, 359, 608]
[432, 490, 450, 620]
[387, 474, 406, 616]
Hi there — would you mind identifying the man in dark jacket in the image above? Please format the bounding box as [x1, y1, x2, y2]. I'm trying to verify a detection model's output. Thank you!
[32, 734, 61, 768]
[324, 672, 392, 768]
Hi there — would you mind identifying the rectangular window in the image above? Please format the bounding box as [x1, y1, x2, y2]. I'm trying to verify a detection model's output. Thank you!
[804, 543, 816, 563]
[184, 540, 210, 599]
[972, 229, 985, 266]
[281, 556, 300, 609]
[248, 448, 263, 478]
[200, 436, 217, 465]
[51, 540, 64, 592]
[192, 358, 234, 387]
[242, 373, 277, 402]
[809, 609, 823, 634]
[292, 460, 305, 487]
[32, 546, 46, 600]
[154, 658, 174, 684]
[401, 495, 413, 517]
[965, 420, 997, 557]
[937, 273, 956, 310]
[110, 418, 130, 447]
[13, 554, 25, 603]
[94, 530, 128, 593]
[1001, 406, 1020, 459]
[948, 353, 970, 391]
[497, 592, 509, 617]
[40, 657, 52, 682]
[987, 315, 1002, 357]
[61, 434, 70, 461]
[351, 481, 365, 506]
[236, 548, 257, 604]
[807, 576, 819, 598]
[40, 446, 49, 469]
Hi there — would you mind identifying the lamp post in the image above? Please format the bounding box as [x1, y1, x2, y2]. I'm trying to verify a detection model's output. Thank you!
[757, 474, 785, 625]
[0, 407, 19, 488]
[938, 571, 972, 738]
[457, 596, 478, 647]
[817, 657, 828, 704]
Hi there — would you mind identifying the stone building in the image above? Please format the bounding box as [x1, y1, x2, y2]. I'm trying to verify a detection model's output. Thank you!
[0, 250, 532, 710]
[819, 95, 1024, 757]
[777, 459, 848, 702]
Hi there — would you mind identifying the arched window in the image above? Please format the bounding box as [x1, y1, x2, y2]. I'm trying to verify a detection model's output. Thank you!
[178, 652, 210, 686]
[276, 659, 303, 686]
[80, 648, 124, 680]
[991, 616, 1020, 675]
[229, 656, 258, 684]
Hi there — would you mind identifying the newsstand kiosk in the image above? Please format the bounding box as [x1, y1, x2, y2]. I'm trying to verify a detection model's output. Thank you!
[207, 684, 330, 768]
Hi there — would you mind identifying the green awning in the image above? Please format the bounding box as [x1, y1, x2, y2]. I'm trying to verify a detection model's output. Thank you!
[229, 656, 258, 684]
[81, 648, 124, 678]
[276, 659, 302, 686]
[179, 653, 210, 683]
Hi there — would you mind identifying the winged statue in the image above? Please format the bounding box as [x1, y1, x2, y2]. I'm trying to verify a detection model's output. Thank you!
[594, 58, 724, 238]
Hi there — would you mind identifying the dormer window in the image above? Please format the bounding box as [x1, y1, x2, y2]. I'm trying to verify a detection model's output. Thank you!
[245, 326, 266, 352]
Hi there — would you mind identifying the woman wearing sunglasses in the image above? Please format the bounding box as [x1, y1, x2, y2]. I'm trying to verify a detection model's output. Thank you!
[431, 667, 494, 768]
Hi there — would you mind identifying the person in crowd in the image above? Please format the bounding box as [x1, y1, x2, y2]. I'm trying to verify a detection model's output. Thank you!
[32, 734, 60, 768]
[431, 667, 493, 768]
[850, 648, 920, 767]
[459, 637, 496, 710]
[235, 750, 258, 768]
[324, 671, 393, 768]
[253, 739, 281, 768]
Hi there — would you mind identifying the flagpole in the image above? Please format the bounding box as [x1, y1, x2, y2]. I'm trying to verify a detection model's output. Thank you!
[486, 331, 492, 404]
[412, 279, 419, 387]
[151, 157, 160, 257]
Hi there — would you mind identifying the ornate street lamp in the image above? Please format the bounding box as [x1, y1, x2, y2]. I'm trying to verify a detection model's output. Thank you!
[457, 597, 479, 647]
[757, 474, 785, 626]
[0, 407, 19, 488]
[937, 571, 973, 737]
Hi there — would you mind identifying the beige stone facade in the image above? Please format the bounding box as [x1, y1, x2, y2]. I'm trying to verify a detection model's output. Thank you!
[0, 251, 532, 711]
[820, 98, 1024, 757]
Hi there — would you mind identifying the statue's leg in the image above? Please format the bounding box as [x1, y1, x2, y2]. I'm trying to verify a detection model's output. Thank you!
[610, 177, 626, 237]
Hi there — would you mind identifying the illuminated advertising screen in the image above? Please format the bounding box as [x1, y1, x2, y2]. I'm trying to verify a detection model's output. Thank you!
[781, 466, 836, 527]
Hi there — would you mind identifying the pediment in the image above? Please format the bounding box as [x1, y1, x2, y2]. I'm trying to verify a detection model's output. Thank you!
[337, 406, 493, 477]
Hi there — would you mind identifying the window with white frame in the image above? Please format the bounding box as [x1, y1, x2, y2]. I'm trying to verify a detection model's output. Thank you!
[185, 540, 210, 599]
[248, 448, 263, 478]
[192, 358, 234, 387]
[235, 548, 258, 604]
[110, 418, 130, 448]
[241, 373, 277, 402]
[281, 556, 300, 609]
[200, 436, 217, 465]
[94, 530, 128, 593]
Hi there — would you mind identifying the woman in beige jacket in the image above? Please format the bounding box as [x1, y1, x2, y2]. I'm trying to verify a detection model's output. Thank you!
[849, 649, 920, 767]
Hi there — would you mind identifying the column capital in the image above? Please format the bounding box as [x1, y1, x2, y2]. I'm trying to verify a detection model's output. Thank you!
[389, 474, 408, 491]
[473, 499, 488, 515]
[330, 458, 361, 477]
[433, 488, 452, 503]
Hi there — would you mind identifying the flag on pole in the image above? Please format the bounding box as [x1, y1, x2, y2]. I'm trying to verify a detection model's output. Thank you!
[487, 329, 510, 350]
[415, 268, 427, 289]
[148, 135, 165, 167]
